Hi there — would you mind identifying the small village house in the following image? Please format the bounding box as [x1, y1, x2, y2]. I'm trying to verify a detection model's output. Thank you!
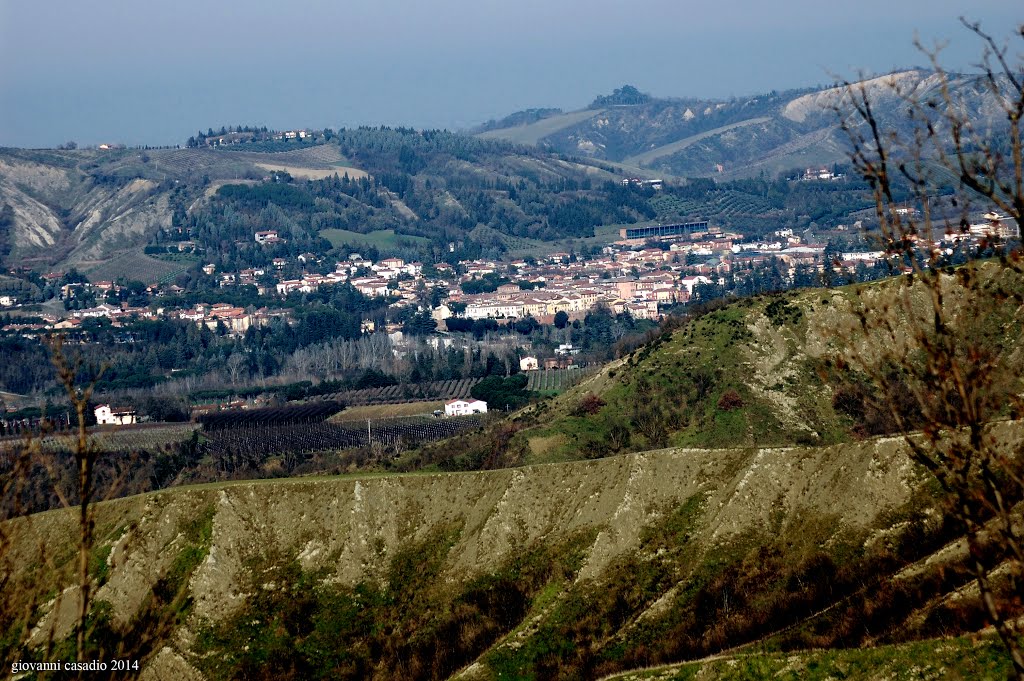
[444, 399, 488, 416]
[94, 404, 137, 426]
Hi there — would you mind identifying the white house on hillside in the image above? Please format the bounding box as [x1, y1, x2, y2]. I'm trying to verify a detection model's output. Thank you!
[254, 230, 280, 244]
[445, 399, 488, 416]
[94, 404, 137, 426]
[519, 356, 539, 371]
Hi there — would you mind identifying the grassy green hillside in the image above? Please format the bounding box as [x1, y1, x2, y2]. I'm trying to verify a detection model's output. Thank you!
[83, 249, 199, 283]
[415, 262, 1024, 476]
[319, 227, 431, 250]
[622, 116, 773, 166]
[476, 109, 607, 146]
[416, 287, 857, 471]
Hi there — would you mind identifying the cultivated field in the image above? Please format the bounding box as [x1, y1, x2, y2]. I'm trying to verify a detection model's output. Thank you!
[253, 163, 368, 181]
[525, 366, 594, 392]
[324, 378, 482, 407]
[650, 190, 782, 220]
[223, 144, 346, 166]
[203, 414, 484, 463]
[145, 145, 369, 181]
[146, 148, 258, 180]
[83, 250, 197, 284]
[335, 401, 447, 421]
[476, 108, 606, 145]
[0, 422, 197, 455]
[319, 228, 431, 250]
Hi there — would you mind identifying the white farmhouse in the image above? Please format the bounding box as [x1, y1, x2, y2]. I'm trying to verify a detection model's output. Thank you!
[519, 356, 539, 371]
[94, 404, 137, 426]
[444, 399, 488, 416]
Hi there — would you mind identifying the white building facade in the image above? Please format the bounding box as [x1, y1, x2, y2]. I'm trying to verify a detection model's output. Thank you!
[444, 399, 488, 416]
[94, 404, 137, 426]
[520, 356, 539, 371]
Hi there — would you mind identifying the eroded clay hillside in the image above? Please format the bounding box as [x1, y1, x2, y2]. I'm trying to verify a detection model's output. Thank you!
[0, 151, 172, 266]
[8, 424, 1017, 680]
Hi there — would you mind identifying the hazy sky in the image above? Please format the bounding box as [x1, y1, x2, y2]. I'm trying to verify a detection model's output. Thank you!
[0, 1, 1019, 148]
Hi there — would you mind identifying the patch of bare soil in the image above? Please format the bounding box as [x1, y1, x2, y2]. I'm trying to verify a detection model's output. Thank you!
[253, 162, 367, 180]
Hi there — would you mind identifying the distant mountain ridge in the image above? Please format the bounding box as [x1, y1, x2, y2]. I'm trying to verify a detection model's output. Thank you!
[472, 71, 1005, 179]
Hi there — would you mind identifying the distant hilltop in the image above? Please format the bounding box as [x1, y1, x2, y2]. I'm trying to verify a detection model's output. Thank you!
[588, 84, 653, 108]
[186, 125, 330, 149]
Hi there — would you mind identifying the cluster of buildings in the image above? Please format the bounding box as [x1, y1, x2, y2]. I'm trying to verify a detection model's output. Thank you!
[176, 304, 290, 334]
[94, 404, 137, 426]
[4, 211, 1018, 342]
[427, 225, 790, 323]
[0, 299, 294, 338]
[448, 280, 664, 323]
[198, 129, 316, 147]
[620, 178, 664, 190]
[802, 167, 843, 181]
[271, 255, 424, 297]
[518, 345, 581, 371]
[253, 230, 285, 245]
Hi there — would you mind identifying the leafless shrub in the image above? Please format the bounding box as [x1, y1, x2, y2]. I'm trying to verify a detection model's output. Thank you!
[572, 393, 607, 417]
[834, 18, 1024, 677]
[716, 389, 745, 412]
[1, 337, 188, 678]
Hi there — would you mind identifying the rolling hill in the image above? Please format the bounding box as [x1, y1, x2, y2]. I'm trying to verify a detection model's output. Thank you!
[8, 425, 1015, 679]
[473, 70, 1009, 179]
[1, 70, 1003, 275]
[418, 259, 1024, 477]
[476, 108, 608, 146]
[0, 142, 378, 272]
[0, 133, 633, 274]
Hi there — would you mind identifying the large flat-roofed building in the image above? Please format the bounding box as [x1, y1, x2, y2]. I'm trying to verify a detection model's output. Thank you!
[620, 221, 709, 240]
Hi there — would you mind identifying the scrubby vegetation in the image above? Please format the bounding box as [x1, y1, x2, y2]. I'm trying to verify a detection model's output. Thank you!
[614, 636, 1013, 680]
[195, 527, 595, 680]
